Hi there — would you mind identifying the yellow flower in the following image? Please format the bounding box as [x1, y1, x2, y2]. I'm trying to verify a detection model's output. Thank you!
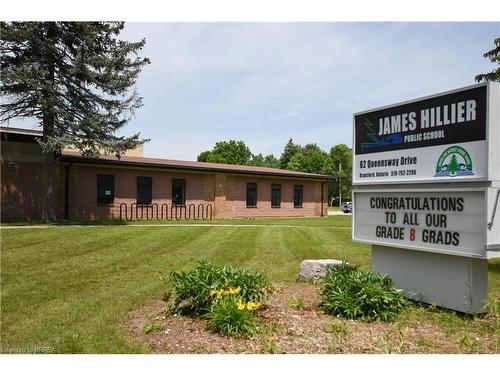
[246, 301, 261, 311]
[228, 287, 240, 295]
[237, 302, 246, 310]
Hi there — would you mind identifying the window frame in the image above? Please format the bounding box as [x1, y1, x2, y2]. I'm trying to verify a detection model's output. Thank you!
[136, 176, 152, 205]
[97, 174, 114, 206]
[172, 178, 186, 206]
[271, 184, 281, 208]
[294, 184, 303, 208]
[246, 182, 257, 208]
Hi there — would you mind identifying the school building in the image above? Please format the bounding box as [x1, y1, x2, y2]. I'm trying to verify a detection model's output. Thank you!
[0, 127, 332, 222]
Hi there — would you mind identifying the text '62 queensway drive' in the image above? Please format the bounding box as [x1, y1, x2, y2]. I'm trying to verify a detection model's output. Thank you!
[352, 82, 500, 313]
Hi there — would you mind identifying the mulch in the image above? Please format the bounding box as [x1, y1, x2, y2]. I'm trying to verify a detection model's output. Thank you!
[127, 283, 495, 354]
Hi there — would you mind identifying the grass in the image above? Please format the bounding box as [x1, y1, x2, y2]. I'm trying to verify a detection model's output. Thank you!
[0, 216, 348, 227]
[0, 215, 498, 353]
[0, 216, 369, 353]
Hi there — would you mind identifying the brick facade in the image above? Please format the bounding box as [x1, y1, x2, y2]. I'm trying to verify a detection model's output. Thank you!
[1, 129, 330, 222]
[68, 165, 216, 220]
[1, 140, 64, 221]
[66, 165, 327, 220]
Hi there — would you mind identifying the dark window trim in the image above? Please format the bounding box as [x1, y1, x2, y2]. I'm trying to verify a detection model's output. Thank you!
[294, 184, 303, 208]
[271, 184, 281, 208]
[172, 178, 186, 206]
[97, 174, 114, 207]
[246, 182, 257, 208]
[136, 176, 152, 205]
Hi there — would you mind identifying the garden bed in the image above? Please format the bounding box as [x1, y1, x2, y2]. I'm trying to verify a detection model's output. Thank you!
[128, 283, 499, 354]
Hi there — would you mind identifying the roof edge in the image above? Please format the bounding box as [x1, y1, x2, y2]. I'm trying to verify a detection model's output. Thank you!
[58, 154, 334, 180]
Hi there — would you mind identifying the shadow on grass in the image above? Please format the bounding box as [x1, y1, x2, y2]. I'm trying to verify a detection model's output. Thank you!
[488, 260, 500, 275]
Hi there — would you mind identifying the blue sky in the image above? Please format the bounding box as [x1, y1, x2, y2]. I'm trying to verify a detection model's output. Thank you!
[10, 22, 500, 160]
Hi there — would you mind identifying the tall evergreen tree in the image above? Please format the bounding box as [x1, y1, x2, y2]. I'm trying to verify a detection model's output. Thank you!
[475, 37, 500, 82]
[279, 138, 300, 169]
[0, 22, 150, 221]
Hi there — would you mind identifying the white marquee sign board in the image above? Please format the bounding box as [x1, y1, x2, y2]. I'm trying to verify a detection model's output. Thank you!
[352, 82, 500, 259]
[353, 189, 487, 258]
[351, 82, 499, 313]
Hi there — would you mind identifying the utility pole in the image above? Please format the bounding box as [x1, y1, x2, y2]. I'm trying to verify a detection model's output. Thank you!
[339, 162, 342, 208]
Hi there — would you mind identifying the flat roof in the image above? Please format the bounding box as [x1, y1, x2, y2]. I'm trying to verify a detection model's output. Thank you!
[59, 150, 333, 180]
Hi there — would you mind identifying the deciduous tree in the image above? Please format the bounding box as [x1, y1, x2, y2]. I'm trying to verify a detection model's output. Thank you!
[248, 153, 280, 168]
[287, 143, 332, 175]
[200, 140, 252, 165]
[330, 144, 353, 205]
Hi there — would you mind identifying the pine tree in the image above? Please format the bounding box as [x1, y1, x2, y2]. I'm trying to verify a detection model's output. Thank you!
[279, 138, 300, 169]
[0, 22, 150, 221]
[447, 154, 459, 176]
[475, 37, 500, 82]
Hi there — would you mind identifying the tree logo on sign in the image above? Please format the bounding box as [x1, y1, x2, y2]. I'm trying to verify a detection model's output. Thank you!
[434, 146, 474, 178]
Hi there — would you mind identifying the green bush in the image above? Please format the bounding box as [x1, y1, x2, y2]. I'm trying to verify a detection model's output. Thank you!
[319, 262, 409, 322]
[207, 296, 260, 337]
[167, 259, 270, 316]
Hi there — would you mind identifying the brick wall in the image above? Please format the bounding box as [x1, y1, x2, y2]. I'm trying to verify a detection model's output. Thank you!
[68, 165, 216, 220]
[231, 176, 325, 218]
[1, 140, 66, 221]
[67, 167, 327, 220]
[1, 141, 328, 222]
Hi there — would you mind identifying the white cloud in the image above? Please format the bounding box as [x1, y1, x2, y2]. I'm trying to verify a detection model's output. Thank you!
[7, 22, 498, 161]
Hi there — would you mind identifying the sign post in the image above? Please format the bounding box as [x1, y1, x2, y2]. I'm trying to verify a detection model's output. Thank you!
[352, 82, 500, 313]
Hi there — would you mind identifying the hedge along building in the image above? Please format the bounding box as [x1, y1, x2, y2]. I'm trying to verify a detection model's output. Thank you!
[1, 127, 332, 221]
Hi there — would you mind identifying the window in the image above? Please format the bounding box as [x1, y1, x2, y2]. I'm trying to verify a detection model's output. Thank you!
[246, 182, 257, 208]
[97, 175, 114, 206]
[172, 179, 186, 205]
[137, 176, 152, 205]
[294, 185, 303, 208]
[271, 184, 281, 208]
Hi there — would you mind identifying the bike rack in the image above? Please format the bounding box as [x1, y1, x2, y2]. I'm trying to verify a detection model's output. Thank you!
[119, 202, 213, 221]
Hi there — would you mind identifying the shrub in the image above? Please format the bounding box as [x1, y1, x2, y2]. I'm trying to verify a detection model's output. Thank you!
[207, 296, 260, 337]
[167, 259, 270, 316]
[319, 262, 409, 322]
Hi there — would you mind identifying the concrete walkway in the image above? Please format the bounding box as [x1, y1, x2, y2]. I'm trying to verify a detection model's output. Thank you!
[0, 223, 351, 229]
[328, 210, 352, 216]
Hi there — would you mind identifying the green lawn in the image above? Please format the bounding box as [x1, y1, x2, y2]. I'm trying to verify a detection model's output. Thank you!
[0, 216, 498, 353]
[0, 216, 367, 353]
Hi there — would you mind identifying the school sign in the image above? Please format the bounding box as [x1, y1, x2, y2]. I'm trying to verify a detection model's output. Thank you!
[353, 85, 491, 184]
[352, 82, 500, 313]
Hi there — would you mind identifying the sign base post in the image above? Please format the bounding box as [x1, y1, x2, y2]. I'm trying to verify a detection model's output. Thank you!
[372, 245, 488, 314]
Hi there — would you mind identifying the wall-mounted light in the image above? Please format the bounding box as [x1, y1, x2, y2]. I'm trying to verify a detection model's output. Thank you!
[8, 161, 16, 167]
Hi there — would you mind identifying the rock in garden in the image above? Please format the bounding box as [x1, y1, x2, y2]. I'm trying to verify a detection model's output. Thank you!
[298, 259, 344, 281]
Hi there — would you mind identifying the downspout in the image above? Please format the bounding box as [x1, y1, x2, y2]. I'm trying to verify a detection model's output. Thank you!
[320, 180, 327, 217]
[213, 173, 217, 219]
[64, 163, 72, 219]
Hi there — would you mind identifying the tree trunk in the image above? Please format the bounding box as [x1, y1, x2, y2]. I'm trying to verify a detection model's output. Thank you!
[40, 151, 56, 222]
[40, 22, 57, 222]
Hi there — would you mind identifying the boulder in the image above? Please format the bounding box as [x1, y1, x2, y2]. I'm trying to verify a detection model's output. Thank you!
[298, 259, 344, 281]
